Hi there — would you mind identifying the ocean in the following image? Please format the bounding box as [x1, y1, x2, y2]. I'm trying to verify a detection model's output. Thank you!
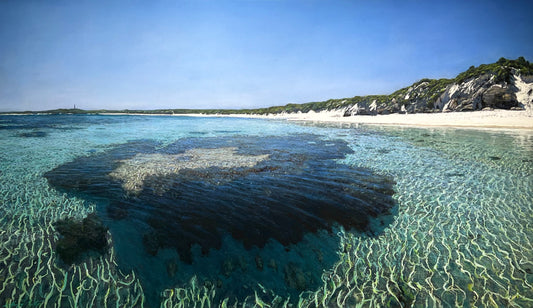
[0, 114, 532, 307]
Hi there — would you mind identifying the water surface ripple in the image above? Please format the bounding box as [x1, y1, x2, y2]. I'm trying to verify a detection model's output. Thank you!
[0, 115, 531, 307]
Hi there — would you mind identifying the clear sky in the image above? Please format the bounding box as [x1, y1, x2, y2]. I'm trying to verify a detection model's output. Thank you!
[1, 0, 532, 111]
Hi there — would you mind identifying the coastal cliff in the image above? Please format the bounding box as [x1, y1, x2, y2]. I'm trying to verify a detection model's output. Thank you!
[267, 57, 533, 117]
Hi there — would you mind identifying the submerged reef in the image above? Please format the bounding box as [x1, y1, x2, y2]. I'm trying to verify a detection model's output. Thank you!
[54, 213, 110, 264]
[109, 147, 270, 194]
[16, 131, 48, 138]
[46, 135, 396, 260]
[45, 134, 397, 301]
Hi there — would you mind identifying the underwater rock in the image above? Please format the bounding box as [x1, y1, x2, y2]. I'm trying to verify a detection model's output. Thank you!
[45, 135, 397, 265]
[53, 213, 109, 264]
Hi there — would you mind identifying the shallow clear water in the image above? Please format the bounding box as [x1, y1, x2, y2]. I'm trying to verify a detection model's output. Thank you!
[0, 115, 532, 307]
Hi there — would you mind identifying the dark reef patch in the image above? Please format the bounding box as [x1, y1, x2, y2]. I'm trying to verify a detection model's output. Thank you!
[445, 172, 465, 177]
[54, 213, 109, 264]
[45, 134, 397, 301]
[1, 114, 153, 132]
[46, 135, 396, 261]
[16, 131, 48, 138]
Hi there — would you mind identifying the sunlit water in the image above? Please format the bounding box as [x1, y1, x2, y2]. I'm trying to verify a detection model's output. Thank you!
[0, 115, 532, 307]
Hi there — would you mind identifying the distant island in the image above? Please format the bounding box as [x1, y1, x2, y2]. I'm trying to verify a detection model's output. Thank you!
[3, 57, 532, 117]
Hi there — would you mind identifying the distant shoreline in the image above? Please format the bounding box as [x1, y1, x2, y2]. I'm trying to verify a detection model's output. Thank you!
[2, 109, 532, 130]
[3, 58, 532, 130]
[111, 110, 533, 130]
[251, 109, 533, 130]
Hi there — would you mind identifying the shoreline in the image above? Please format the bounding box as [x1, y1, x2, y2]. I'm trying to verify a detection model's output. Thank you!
[171, 109, 533, 130]
[286, 110, 533, 130]
[3, 110, 532, 130]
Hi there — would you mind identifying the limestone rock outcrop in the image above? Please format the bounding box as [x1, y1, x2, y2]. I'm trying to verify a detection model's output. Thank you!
[296, 58, 533, 117]
[339, 71, 531, 116]
[482, 85, 519, 109]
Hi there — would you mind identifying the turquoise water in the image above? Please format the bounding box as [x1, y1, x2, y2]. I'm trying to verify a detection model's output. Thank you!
[0, 115, 532, 307]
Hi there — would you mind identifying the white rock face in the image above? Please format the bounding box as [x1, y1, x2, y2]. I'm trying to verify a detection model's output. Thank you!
[332, 69, 533, 116]
[436, 72, 533, 112]
[435, 74, 496, 111]
[513, 74, 533, 114]
[369, 100, 377, 113]
[343, 104, 358, 116]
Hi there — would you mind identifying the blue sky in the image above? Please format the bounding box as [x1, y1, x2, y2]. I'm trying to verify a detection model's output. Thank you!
[1, 0, 532, 111]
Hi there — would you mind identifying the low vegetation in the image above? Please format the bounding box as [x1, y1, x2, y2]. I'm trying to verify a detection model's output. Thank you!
[455, 56, 533, 83]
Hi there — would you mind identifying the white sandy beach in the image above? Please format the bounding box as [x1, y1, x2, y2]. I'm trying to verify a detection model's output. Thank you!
[171, 109, 533, 130]
[274, 109, 533, 129]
